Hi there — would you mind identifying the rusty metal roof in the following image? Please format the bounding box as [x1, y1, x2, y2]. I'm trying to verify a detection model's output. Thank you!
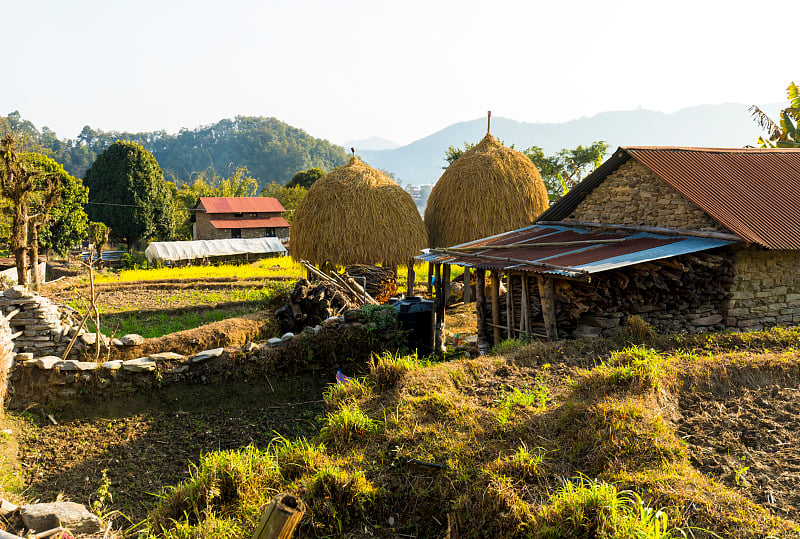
[197, 197, 285, 214]
[536, 146, 800, 250]
[416, 224, 734, 278]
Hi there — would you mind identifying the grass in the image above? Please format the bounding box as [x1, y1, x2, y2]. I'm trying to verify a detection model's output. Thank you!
[87, 307, 257, 339]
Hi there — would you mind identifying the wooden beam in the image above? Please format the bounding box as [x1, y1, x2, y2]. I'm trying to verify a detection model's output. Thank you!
[448, 239, 627, 251]
[428, 248, 588, 278]
[537, 220, 741, 242]
[537, 275, 558, 341]
[462, 267, 471, 303]
[475, 269, 487, 352]
[406, 259, 415, 296]
[505, 273, 512, 340]
[427, 262, 434, 295]
[490, 271, 501, 345]
[521, 274, 530, 337]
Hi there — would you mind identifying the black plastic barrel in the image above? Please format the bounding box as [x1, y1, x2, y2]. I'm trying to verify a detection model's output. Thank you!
[388, 296, 434, 354]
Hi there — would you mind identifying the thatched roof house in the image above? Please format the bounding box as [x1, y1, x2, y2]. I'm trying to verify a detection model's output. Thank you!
[424, 133, 549, 248]
[291, 156, 427, 268]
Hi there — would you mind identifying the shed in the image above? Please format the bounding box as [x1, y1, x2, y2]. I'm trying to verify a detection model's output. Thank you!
[145, 238, 287, 266]
[419, 146, 800, 347]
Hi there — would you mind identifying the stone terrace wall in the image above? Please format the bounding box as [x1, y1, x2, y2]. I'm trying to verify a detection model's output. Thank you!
[724, 247, 800, 331]
[564, 160, 728, 232]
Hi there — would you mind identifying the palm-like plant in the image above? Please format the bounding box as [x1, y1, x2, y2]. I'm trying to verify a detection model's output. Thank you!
[749, 82, 800, 148]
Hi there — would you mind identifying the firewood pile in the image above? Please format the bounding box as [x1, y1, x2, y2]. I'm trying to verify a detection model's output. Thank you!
[489, 253, 734, 339]
[275, 279, 357, 333]
[345, 264, 397, 303]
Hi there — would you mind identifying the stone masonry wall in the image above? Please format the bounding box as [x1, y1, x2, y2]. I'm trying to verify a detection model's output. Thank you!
[565, 160, 728, 232]
[724, 246, 800, 331]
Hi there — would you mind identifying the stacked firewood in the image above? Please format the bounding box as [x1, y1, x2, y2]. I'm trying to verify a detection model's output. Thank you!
[345, 265, 397, 302]
[275, 279, 357, 333]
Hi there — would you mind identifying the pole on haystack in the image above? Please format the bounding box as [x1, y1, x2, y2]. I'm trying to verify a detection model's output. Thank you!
[475, 269, 487, 353]
[252, 492, 306, 539]
[487, 110, 492, 134]
[537, 275, 558, 340]
[406, 259, 415, 296]
[490, 271, 501, 345]
[463, 267, 471, 303]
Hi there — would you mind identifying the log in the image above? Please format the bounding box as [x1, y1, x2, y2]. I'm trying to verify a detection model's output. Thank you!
[490, 271, 501, 345]
[505, 273, 512, 339]
[252, 493, 306, 539]
[427, 262, 434, 295]
[537, 275, 558, 340]
[406, 260, 415, 295]
[462, 267, 471, 303]
[475, 269, 487, 352]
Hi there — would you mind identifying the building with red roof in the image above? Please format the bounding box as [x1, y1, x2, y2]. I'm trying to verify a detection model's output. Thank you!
[192, 197, 290, 241]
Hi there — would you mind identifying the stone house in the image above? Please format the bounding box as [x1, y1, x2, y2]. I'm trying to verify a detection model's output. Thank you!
[420, 146, 800, 344]
[192, 197, 290, 242]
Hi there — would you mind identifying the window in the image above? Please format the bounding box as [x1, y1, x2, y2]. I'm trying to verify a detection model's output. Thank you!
[266, 228, 276, 237]
[234, 212, 243, 218]
[231, 228, 241, 239]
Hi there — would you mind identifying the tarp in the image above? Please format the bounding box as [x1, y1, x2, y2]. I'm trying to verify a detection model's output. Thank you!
[145, 238, 287, 264]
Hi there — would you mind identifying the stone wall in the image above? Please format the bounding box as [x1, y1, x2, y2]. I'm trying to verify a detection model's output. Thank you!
[194, 212, 289, 242]
[723, 246, 800, 331]
[564, 160, 728, 232]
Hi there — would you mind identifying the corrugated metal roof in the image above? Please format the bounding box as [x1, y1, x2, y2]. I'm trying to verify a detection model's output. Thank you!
[198, 197, 285, 213]
[536, 147, 800, 250]
[209, 217, 290, 229]
[416, 224, 734, 278]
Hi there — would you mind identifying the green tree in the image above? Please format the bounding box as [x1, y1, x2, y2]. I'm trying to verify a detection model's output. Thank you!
[84, 140, 175, 250]
[286, 167, 325, 189]
[750, 82, 800, 148]
[260, 183, 307, 223]
[21, 153, 89, 256]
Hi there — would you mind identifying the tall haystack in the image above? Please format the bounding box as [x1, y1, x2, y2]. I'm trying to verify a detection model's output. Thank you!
[291, 155, 427, 268]
[424, 132, 549, 247]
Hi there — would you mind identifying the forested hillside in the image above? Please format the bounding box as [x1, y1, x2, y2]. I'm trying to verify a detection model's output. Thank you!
[0, 112, 349, 188]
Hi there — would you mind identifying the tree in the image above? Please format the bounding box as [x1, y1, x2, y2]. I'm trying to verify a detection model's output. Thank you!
[84, 140, 175, 250]
[22, 153, 89, 256]
[260, 183, 307, 223]
[286, 167, 325, 189]
[750, 82, 800, 148]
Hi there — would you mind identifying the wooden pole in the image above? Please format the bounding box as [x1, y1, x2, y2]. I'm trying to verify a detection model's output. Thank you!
[427, 262, 434, 295]
[439, 264, 450, 354]
[462, 266, 471, 303]
[490, 271, 501, 345]
[537, 275, 558, 341]
[252, 493, 306, 539]
[521, 275, 530, 337]
[406, 260, 415, 296]
[536, 220, 742, 242]
[475, 269, 487, 353]
[505, 273, 513, 339]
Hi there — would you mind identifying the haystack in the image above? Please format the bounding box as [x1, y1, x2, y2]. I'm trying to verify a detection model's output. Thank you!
[291, 156, 427, 268]
[424, 133, 549, 247]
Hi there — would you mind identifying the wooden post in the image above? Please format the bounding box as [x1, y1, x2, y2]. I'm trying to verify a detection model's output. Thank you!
[521, 275, 530, 338]
[537, 275, 558, 341]
[490, 271, 501, 345]
[434, 263, 449, 355]
[252, 493, 306, 539]
[475, 269, 487, 353]
[406, 260, 415, 296]
[463, 267, 471, 303]
[427, 262, 434, 295]
[505, 273, 513, 339]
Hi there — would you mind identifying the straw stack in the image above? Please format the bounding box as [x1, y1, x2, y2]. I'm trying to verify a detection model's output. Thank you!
[291, 156, 427, 267]
[424, 133, 549, 248]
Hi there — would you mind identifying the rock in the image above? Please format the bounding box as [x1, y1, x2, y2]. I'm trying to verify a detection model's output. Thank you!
[267, 337, 282, 347]
[573, 325, 602, 339]
[148, 351, 185, 362]
[694, 314, 723, 326]
[322, 316, 341, 327]
[120, 333, 144, 346]
[5, 285, 32, 300]
[102, 360, 123, 370]
[280, 332, 294, 342]
[243, 342, 259, 352]
[34, 356, 61, 369]
[15, 352, 33, 361]
[122, 357, 158, 372]
[313, 324, 323, 333]
[579, 315, 620, 329]
[0, 498, 18, 517]
[190, 347, 224, 362]
[343, 310, 365, 323]
[56, 360, 99, 371]
[112, 338, 124, 346]
[20, 501, 102, 534]
[166, 365, 190, 374]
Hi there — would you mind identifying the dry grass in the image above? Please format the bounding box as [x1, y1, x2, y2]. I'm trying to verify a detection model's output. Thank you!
[425, 133, 549, 248]
[291, 156, 428, 267]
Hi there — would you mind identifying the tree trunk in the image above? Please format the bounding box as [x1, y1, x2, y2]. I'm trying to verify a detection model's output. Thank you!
[30, 224, 42, 291]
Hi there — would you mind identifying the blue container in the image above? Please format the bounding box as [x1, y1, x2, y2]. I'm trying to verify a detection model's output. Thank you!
[388, 295, 434, 354]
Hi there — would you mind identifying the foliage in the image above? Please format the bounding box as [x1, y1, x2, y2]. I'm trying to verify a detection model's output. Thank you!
[84, 140, 176, 249]
[750, 81, 800, 148]
[359, 304, 398, 330]
[285, 167, 325, 189]
[93, 256, 303, 283]
[259, 182, 307, 223]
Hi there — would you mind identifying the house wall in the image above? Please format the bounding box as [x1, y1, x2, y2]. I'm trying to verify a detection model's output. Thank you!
[194, 212, 228, 240]
[564, 160, 728, 232]
[724, 246, 800, 331]
[194, 211, 289, 241]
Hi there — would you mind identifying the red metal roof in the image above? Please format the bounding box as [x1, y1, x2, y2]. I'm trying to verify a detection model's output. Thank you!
[417, 224, 734, 278]
[209, 217, 290, 229]
[537, 147, 800, 250]
[198, 197, 285, 214]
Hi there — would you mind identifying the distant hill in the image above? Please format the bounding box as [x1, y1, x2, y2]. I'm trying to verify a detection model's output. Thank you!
[359, 103, 780, 185]
[343, 136, 400, 151]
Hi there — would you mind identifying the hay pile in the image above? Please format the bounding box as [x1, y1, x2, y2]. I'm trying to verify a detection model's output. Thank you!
[291, 156, 427, 267]
[424, 133, 549, 248]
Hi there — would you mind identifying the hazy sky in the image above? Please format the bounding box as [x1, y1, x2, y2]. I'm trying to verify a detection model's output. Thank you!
[3, 0, 796, 146]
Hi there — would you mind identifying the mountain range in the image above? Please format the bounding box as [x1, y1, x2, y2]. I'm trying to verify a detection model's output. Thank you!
[356, 103, 780, 186]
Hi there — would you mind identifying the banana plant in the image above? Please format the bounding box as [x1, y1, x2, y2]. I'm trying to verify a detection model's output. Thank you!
[749, 81, 800, 148]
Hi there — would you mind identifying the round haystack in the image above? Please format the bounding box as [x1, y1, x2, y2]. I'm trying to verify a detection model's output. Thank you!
[424, 133, 549, 248]
[291, 156, 427, 267]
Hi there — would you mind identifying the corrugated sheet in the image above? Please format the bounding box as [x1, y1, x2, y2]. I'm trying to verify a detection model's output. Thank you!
[198, 197, 285, 213]
[416, 224, 734, 278]
[536, 147, 800, 250]
[209, 217, 290, 229]
[145, 238, 287, 264]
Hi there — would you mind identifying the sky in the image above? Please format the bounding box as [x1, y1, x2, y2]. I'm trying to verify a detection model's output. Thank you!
[3, 0, 797, 147]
